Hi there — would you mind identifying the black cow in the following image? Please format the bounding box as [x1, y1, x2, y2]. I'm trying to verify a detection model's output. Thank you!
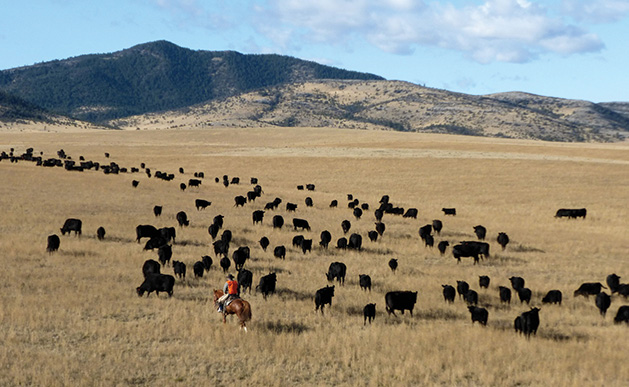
[497, 232, 510, 250]
[614, 306, 629, 324]
[424, 234, 434, 248]
[509, 276, 526, 291]
[374, 209, 384, 222]
[379, 195, 390, 204]
[320, 230, 332, 249]
[468, 306, 488, 326]
[234, 196, 247, 207]
[246, 191, 258, 202]
[257, 273, 277, 300]
[606, 274, 621, 293]
[461, 241, 490, 259]
[385, 291, 418, 316]
[259, 236, 270, 251]
[221, 230, 232, 244]
[315, 285, 335, 314]
[293, 218, 311, 231]
[292, 235, 305, 249]
[363, 303, 376, 325]
[252, 210, 265, 225]
[96, 226, 106, 241]
[142, 259, 161, 278]
[574, 282, 606, 297]
[403, 208, 418, 219]
[479, 275, 490, 289]
[305, 197, 313, 207]
[193, 261, 205, 278]
[158, 245, 172, 266]
[232, 246, 250, 270]
[432, 219, 443, 234]
[353, 207, 363, 220]
[237, 269, 253, 294]
[46, 234, 60, 253]
[176, 211, 189, 227]
[144, 236, 168, 251]
[132, 180, 139, 188]
[442, 285, 456, 303]
[301, 239, 313, 254]
[341, 220, 351, 234]
[595, 292, 612, 316]
[348, 233, 362, 250]
[201, 255, 213, 271]
[514, 308, 541, 337]
[213, 215, 224, 229]
[555, 208, 587, 219]
[326, 262, 347, 285]
[286, 202, 297, 212]
[456, 281, 469, 299]
[437, 241, 449, 255]
[137, 273, 175, 297]
[180, 183, 186, 192]
[336, 237, 348, 249]
[442, 208, 456, 216]
[195, 199, 212, 210]
[499, 286, 512, 304]
[265, 202, 276, 210]
[159, 227, 176, 244]
[542, 290, 563, 305]
[375, 222, 385, 236]
[273, 245, 286, 260]
[368, 230, 378, 242]
[172, 260, 186, 279]
[329, 200, 338, 208]
[388, 258, 398, 273]
[452, 244, 481, 264]
[465, 289, 479, 305]
[359, 274, 372, 292]
[518, 287, 532, 304]
[272, 215, 284, 229]
[306, 184, 315, 191]
[60, 218, 82, 236]
[418, 224, 432, 241]
[153, 206, 162, 217]
[219, 257, 231, 273]
[473, 225, 487, 240]
[361, 203, 369, 211]
[188, 179, 202, 188]
[208, 223, 220, 240]
[618, 285, 629, 297]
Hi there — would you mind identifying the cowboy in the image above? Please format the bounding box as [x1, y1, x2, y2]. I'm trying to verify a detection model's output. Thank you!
[217, 274, 239, 313]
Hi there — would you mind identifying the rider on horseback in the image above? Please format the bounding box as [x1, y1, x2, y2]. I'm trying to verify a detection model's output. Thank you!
[217, 274, 239, 313]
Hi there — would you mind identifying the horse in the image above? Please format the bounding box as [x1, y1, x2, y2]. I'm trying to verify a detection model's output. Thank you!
[213, 290, 252, 332]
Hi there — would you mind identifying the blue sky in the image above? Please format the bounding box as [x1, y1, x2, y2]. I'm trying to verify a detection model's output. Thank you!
[1, 0, 628, 102]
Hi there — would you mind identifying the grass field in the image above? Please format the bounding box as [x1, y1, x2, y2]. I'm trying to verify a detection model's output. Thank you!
[0, 127, 628, 386]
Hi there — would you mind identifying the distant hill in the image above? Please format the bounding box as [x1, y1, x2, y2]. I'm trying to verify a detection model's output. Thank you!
[112, 80, 629, 142]
[0, 41, 384, 123]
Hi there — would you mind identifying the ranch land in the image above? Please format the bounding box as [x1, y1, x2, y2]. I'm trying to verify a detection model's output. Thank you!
[0, 127, 628, 386]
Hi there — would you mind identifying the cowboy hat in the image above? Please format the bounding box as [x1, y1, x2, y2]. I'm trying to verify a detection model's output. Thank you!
[226, 274, 235, 280]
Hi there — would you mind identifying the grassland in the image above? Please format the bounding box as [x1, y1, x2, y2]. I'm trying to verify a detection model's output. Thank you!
[0, 127, 628, 386]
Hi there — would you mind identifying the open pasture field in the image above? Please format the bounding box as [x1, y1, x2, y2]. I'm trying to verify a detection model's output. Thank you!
[0, 127, 628, 386]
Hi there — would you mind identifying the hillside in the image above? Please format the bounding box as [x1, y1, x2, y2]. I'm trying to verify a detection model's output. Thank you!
[112, 80, 629, 142]
[0, 41, 384, 123]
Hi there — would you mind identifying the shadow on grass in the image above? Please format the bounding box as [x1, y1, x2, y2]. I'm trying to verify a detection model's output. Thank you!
[259, 320, 310, 335]
[510, 244, 545, 253]
[276, 288, 313, 301]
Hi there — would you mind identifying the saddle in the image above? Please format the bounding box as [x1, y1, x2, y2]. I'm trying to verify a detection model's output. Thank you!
[224, 294, 240, 307]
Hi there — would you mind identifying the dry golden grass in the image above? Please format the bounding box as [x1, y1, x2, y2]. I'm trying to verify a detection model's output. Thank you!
[0, 127, 628, 386]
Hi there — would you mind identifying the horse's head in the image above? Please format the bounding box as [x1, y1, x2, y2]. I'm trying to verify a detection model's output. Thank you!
[213, 289, 223, 303]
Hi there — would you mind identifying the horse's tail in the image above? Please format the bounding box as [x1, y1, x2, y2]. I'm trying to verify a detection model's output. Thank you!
[242, 300, 252, 322]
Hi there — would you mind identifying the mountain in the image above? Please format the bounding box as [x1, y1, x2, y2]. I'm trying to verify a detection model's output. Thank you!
[0, 41, 384, 123]
[111, 80, 629, 142]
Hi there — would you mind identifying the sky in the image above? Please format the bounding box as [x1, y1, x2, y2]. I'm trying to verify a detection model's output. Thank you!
[1, 0, 628, 102]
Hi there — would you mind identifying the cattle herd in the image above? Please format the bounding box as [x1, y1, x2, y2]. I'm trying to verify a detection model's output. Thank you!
[3, 145, 628, 334]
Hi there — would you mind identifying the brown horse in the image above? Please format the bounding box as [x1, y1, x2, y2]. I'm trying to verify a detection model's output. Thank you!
[213, 290, 252, 331]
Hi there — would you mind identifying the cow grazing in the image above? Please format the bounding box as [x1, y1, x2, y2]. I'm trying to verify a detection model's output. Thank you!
[306, 184, 315, 191]
[230, 177, 240, 185]
[437, 241, 449, 255]
[195, 199, 212, 210]
[363, 303, 376, 325]
[159, 227, 176, 244]
[418, 224, 432, 241]
[336, 237, 348, 249]
[607, 274, 621, 293]
[442, 285, 456, 303]
[432, 219, 443, 234]
[237, 269, 253, 294]
[374, 209, 384, 222]
[96, 226, 106, 241]
[293, 218, 311, 231]
[315, 285, 335, 314]
[329, 200, 338, 208]
[46, 234, 60, 253]
[176, 211, 189, 227]
[479, 275, 490, 289]
[403, 208, 418, 219]
[158, 245, 172, 266]
[144, 236, 168, 251]
[301, 239, 313, 254]
[509, 276, 526, 291]
[326, 262, 347, 285]
[574, 282, 606, 298]
[257, 273, 277, 300]
[465, 289, 479, 305]
[514, 308, 541, 337]
[517, 288, 532, 304]
[461, 241, 490, 259]
[595, 292, 612, 317]
[341, 220, 351, 234]
[142, 259, 161, 278]
[153, 206, 162, 217]
[213, 215, 224, 230]
[468, 306, 489, 326]
[273, 245, 286, 260]
[60, 218, 82, 236]
[368, 230, 378, 242]
[319, 230, 332, 249]
[180, 183, 187, 192]
[232, 246, 250, 270]
[201, 255, 213, 271]
[442, 208, 456, 216]
[473, 225, 487, 240]
[259, 236, 270, 251]
[452, 244, 481, 264]
[541, 290, 562, 305]
[272, 215, 284, 229]
[172, 260, 186, 279]
[359, 274, 372, 292]
[305, 197, 313, 207]
[555, 208, 587, 219]
[193, 261, 205, 278]
[385, 291, 418, 317]
[137, 273, 175, 297]
[353, 207, 363, 220]
[247, 191, 259, 202]
[286, 202, 297, 212]
[221, 230, 232, 244]
[614, 306, 629, 324]
[388, 258, 398, 274]
[375, 222, 385, 236]
[617, 285, 629, 297]
[234, 195, 247, 207]
[348, 233, 362, 250]
[208, 223, 220, 240]
[499, 286, 512, 304]
[252, 210, 265, 225]
[497, 232, 510, 250]
[424, 234, 434, 248]
[292, 235, 305, 249]
[219, 257, 231, 273]
[456, 281, 470, 299]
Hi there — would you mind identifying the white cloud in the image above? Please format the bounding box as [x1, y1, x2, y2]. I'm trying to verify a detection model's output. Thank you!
[562, 0, 629, 23]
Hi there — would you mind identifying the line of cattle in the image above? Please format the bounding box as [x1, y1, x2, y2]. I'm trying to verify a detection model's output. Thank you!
[6, 146, 627, 333]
